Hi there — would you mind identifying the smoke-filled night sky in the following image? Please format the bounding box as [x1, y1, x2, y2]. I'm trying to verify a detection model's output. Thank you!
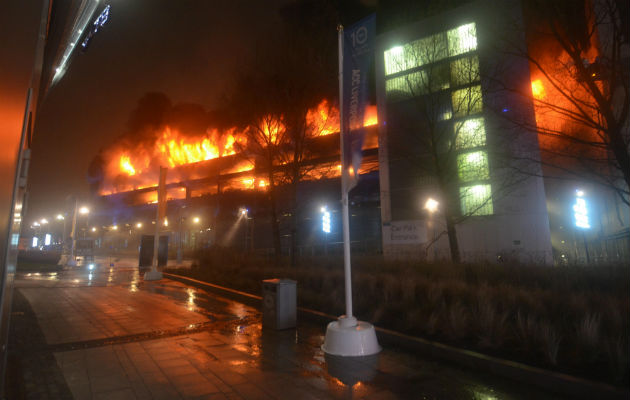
[26, 0, 292, 221]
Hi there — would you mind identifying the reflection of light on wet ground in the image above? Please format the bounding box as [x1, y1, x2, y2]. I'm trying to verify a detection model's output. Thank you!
[228, 302, 248, 319]
[129, 270, 139, 292]
[228, 360, 248, 366]
[88, 273, 93, 281]
[73, 279, 80, 283]
[187, 288, 195, 311]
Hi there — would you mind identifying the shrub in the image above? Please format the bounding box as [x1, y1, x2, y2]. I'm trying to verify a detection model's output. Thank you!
[167, 247, 629, 385]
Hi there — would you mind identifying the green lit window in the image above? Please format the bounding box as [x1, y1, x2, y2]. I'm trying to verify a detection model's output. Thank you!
[384, 45, 408, 76]
[460, 184, 493, 215]
[386, 65, 452, 101]
[457, 151, 489, 182]
[450, 56, 479, 86]
[455, 117, 486, 148]
[385, 71, 426, 100]
[384, 33, 448, 76]
[452, 85, 482, 117]
[447, 23, 477, 56]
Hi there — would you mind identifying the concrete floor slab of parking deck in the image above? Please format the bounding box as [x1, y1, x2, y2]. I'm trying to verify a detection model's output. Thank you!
[9, 258, 569, 399]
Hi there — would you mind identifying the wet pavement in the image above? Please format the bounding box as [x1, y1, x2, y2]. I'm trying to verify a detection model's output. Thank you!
[10, 257, 565, 399]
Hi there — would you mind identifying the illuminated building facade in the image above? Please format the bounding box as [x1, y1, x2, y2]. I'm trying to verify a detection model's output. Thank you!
[375, 0, 554, 263]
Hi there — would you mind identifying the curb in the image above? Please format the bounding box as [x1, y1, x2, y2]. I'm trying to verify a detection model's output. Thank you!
[162, 272, 629, 400]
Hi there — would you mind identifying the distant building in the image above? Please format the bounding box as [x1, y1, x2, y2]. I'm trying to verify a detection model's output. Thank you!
[375, 0, 629, 264]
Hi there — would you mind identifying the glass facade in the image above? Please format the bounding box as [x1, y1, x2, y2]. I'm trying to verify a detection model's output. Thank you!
[455, 117, 486, 148]
[447, 23, 477, 56]
[460, 184, 493, 216]
[384, 22, 493, 216]
[451, 85, 483, 117]
[457, 151, 489, 182]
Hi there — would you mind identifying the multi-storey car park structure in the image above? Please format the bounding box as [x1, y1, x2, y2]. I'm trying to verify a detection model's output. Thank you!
[70, 0, 627, 264]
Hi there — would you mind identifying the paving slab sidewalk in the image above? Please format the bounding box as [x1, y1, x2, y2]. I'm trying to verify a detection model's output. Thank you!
[8, 262, 564, 399]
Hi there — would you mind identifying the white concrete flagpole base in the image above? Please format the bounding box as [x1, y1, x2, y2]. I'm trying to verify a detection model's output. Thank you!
[322, 315, 381, 357]
[143, 269, 163, 281]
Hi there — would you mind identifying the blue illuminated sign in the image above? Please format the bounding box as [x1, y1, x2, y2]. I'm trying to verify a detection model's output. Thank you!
[322, 209, 331, 233]
[573, 190, 590, 229]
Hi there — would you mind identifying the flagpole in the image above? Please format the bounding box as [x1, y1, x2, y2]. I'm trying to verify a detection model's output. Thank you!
[322, 18, 379, 357]
[338, 24, 354, 321]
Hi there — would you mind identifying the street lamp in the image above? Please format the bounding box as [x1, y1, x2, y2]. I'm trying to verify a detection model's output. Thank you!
[79, 207, 89, 215]
[136, 222, 142, 228]
[193, 217, 200, 224]
[40, 218, 48, 225]
[56, 214, 64, 220]
[424, 198, 439, 213]
[424, 198, 439, 261]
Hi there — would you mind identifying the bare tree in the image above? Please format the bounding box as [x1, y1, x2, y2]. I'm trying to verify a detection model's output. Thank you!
[266, 1, 338, 266]
[229, 73, 286, 262]
[498, 0, 629, 205]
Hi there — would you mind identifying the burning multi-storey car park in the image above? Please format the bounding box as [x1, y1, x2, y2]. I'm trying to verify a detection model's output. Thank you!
[88, 99, 381, 255]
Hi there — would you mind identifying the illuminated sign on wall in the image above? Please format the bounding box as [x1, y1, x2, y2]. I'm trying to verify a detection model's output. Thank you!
[573, 190, 590, 229]
[321, 207, 331, 233]
[44, 234, 52, 246]
[32, 237, 38, 247]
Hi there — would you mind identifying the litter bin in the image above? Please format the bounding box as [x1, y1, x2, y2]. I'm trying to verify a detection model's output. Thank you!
[262, 279, 296, 330]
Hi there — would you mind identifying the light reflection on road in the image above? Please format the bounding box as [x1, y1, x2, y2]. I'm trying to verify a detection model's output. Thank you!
[14, 256, 562, 400]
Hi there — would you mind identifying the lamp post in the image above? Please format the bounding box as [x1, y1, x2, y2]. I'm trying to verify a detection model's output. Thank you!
[56, 213, 65, 248]
[424, 198, 439, 261]
[79, 206, 89, 239]
[239, 208, 248, 251]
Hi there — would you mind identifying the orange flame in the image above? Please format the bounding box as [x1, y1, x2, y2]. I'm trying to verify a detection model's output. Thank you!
[120, 155, 136, 176]
[531, 79, 546, 99]
[307, 99, 339, 136]
[102, 100, 377, 196]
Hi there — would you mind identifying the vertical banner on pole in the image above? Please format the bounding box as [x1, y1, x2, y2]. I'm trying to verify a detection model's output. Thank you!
[341, 14, 376, 192]
[323, 15, 380, 357]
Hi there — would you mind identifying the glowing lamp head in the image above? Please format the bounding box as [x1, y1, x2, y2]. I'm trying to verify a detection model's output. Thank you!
[40, 218, 49, 224]
[424, 198, 439, 213]
[91, 227, 96, 232]
[56, 214, 64, 220]
[136, 222, 142, 228]
[112, 225, 118, 230]
[79, 207, 89, 215]
[193, 217, 200, 224]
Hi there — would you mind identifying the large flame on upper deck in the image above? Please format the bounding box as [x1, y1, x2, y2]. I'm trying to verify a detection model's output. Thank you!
[100, 99, 378, 196]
